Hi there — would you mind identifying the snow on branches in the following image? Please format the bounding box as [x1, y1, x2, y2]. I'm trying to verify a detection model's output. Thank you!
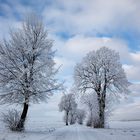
[74, 47, 130, 128]
[59, 93, 77, 125]
[0, 13, 61, 131]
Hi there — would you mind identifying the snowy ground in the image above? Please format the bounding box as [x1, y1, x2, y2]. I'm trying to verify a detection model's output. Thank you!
[0, 94, 140, 140]
[0, 122, 140, 140]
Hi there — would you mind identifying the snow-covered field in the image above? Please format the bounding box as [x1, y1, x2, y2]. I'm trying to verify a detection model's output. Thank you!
[0, 94, 140, 140]
[109, 120, 140, 129]
[0, 121, 140, 140]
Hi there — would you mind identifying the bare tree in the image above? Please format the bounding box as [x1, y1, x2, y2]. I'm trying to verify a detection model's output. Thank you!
[74, 47, 130, 128]
[59, 93, 77, 126]
[0, 14, 60, 131]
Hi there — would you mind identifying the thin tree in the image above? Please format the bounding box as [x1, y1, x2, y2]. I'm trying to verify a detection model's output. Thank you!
[59, 93, 77, 126]
[74, 47, 130, 128]
[0, 14, 60, 131]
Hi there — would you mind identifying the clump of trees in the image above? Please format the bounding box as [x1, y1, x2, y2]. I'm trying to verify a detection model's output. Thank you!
[69, 109, 77, 125]
[0, 12, 130, 131]
[0, 14, 60, 131]
[76, 109, 86, 125]
[59, 93, 86, 125]
[74, 47, 130, 128]
[59, 93, 77, 125]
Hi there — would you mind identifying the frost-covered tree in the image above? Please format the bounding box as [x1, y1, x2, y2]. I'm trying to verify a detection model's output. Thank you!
[82, 93, 99, 127]
[69, 109, 77, 125]
[0, 14, 60, 131]
[59, 93, 77, 125]
[74, 47, 130, 128]
[76, 109, 86, 125]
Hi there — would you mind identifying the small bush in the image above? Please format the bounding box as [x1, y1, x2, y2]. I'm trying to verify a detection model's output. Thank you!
[93, 120, 101, 128]
[86, 119, 92, 127]
[76, 109, 86, 125]
[2, 109, 21, 131]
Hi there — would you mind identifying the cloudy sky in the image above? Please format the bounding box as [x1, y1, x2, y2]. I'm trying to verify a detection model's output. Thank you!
[0, 0, 140, 120]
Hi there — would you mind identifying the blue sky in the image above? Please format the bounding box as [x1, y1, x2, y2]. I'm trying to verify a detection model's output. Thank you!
[0, 0, 140, 120]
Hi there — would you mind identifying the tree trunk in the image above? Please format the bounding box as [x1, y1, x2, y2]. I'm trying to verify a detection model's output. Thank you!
[17, 102, 29, 131]
[97, 94, 105, 128]
[99, 100, 105, 128]
[66, 111, 69, 126]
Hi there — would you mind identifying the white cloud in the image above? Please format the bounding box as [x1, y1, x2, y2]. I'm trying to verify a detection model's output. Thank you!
[54, 57, 75, 70]
[52, 34, 140, 83]
[123, 64, 140, 82]
[43, 0, 140, 35]
[64, 35, 130, 60]
[130, 52, 140, 63]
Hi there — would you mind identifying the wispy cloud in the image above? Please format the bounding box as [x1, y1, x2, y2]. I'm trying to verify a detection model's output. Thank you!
[43, 0, 140, 36]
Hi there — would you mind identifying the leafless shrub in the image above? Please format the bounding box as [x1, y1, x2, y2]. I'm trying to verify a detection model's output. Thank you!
[2, 109, 21, 131]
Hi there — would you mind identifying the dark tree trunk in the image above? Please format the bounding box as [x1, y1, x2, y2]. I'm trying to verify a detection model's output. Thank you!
[98, 70, 107, 128]
[99, 99, 105, 128]
[95, 77, 107, 128]
[97, 92, 106, 128]
[16, 102, 29, 131]
[66, 111, 69, 126]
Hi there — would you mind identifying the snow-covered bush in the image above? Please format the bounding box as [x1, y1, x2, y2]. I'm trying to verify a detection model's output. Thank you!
[86, 116, 100, 128]
[76, 109, 86, 125]
[69, 109, 77, 125]
[86, 118, 92, 127]
[2, 109, 21, 131]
